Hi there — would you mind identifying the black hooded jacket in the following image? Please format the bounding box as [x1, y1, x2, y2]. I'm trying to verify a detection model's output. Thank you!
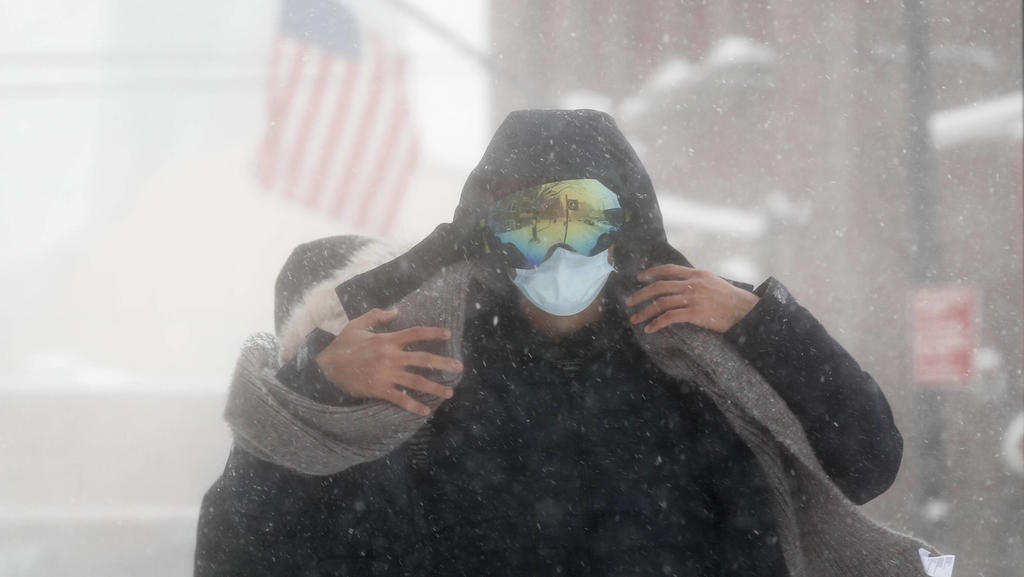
[195, 110, 903, 577]
[391, 276, 788, 576]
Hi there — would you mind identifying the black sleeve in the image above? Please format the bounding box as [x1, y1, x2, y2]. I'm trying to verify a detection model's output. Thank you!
[275, 327, 358, 406]
[723, 277, 904, 504]
[194, 446, 330, 577]
[196, 330, 337, 576]
[193, 334, 357, 575]
[195, 444, 422, 577]
[699, 401, 790, 577]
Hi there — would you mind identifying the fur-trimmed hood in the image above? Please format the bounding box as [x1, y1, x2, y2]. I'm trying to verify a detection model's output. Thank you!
[274, 236, 406, 364]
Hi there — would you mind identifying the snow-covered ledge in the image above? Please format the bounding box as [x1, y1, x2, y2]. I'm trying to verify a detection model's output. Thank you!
[929, 91, 1023, 149]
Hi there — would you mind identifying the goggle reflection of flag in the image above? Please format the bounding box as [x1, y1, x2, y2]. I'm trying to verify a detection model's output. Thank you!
[486, 179, 623, 269]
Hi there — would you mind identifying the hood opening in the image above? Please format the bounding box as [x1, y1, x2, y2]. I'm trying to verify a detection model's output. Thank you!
[338, 109, 691, 319]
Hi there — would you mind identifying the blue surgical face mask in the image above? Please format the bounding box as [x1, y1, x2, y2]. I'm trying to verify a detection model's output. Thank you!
[511, 247, 614, 316]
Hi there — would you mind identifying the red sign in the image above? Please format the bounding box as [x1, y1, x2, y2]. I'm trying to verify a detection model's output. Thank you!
[912, 286, 979, 387]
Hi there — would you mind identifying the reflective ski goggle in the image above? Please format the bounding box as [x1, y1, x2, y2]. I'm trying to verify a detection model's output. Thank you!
[485, 178, 623, 269]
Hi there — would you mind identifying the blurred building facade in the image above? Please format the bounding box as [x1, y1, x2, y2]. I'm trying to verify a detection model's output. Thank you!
[489, 1, 1022, 575]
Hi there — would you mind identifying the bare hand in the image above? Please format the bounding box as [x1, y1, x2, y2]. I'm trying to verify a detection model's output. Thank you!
[315, 308, 463, 416]
[625, 265, 759, 334]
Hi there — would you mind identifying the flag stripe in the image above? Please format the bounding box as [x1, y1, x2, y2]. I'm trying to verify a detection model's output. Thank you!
[347, 52, 402, 208]
[315, 38, 379, 211]
[282, 50, 334, 199]
[329, 37, 388, 218]
[276, 44, 322, 197]
[354, 58, 411, 225]
[257, 2, 419, 237]
[361, 120, 415, 232]
[380, 138, 419, 236]
[302, 59, 360, 207]
[258, 43, 308, 189]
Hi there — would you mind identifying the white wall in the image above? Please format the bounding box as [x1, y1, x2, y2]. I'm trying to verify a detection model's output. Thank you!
[0, 2, 488, 574]
[0, 0, 488, 384]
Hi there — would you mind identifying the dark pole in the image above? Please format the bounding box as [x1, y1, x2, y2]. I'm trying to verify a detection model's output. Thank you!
[379, 0, 519, 92]
[563, 197, 571, 243]
[904, 0, 946, 539]
[380, 0, 493, 71]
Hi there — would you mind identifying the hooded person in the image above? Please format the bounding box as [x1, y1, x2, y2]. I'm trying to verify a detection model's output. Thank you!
[195, 109, 943, 576]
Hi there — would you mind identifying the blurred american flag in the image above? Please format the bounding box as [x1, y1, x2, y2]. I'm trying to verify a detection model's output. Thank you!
[257, 0, 419, 235]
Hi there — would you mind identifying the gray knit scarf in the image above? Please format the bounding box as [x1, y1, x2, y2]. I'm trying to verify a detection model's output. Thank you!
[225, 261, 936, 576]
